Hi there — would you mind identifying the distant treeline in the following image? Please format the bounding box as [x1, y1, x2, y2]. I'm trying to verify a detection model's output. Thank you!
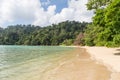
[0, 21, 89, 45]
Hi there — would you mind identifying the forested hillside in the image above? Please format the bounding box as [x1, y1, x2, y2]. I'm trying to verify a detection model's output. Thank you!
[84, 0, 120, 47]
[0, 21, 88, 45]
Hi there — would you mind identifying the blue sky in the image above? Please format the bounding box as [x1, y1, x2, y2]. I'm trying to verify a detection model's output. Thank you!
[41, 0, 68, 13]
[0, 0, 93, 28]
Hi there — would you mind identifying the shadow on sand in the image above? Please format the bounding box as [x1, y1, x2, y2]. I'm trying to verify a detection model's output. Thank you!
[114, 49, 120, 55]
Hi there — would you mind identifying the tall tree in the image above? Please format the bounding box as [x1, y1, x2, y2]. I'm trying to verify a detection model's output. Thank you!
[84, 0, 120, 47]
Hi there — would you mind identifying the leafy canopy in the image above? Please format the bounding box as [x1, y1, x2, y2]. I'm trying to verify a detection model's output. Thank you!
[84, 0, 120, 47]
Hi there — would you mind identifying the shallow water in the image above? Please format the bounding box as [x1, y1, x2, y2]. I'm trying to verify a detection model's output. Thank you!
[42, 48, 111, 80]
[0, 46, 75, 80]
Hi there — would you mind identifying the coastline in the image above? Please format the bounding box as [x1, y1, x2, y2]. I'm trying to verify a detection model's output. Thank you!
[0, 46, 114, 80]
[42, 47, 111, 80]
[83, 46, 120, 80]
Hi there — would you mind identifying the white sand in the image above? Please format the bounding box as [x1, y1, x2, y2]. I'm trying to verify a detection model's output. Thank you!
[83, 46, 120, 80]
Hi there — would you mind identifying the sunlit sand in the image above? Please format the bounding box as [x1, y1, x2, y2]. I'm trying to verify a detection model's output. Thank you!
[41, 48, 111, 80]
[85, 46, 120, 80]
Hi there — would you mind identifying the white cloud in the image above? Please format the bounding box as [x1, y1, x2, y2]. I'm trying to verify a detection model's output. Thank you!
[0, 0, 14, 25]
[50, 0, 93, 24]
[0, 0, 41, 27]
[50, 8, 74, 24]
[0, 0, 93, 27]
[33, 5, 56, 26]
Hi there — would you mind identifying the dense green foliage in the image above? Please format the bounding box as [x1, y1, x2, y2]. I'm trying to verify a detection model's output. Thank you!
[0, 21, 88, 45]
[86, 0, 112, 10]
[84, 0, 120, 47]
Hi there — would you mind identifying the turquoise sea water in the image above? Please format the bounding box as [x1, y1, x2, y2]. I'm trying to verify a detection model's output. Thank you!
[0, 46, 75, 80]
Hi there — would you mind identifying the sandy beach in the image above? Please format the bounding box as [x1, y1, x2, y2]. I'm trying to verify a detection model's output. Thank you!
[84, 46, 120, 80]
[41, 48, 111, 80]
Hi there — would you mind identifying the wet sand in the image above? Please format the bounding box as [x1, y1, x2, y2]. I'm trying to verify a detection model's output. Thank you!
[42, 48, 111, 80]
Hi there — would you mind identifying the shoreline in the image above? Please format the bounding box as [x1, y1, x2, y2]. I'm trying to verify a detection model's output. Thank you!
[0, 46, 115, 80]
[83, 46, 120, 80]
[42, 48, 111, 80]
